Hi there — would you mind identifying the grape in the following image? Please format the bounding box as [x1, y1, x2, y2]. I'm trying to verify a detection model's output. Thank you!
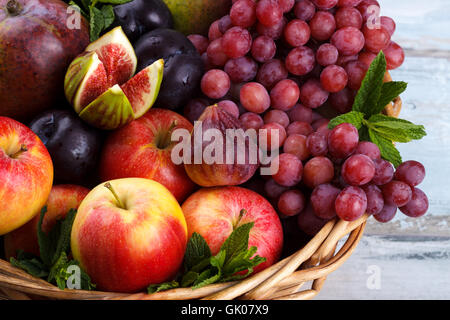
[329, 87, 355, 114]
[206, 38, 228, 66]
[187, 34, 209, 54]
[311, 183, 340, 219]
[355, 141, 380, 160]
[240, 112, 264, 130]
[288, 104, 313, 123]
[257, 59, 289, 89]
[399, 187, 429, 218]
[284, 19, 311, 47]
[336, 54, 358, 67]
[183, 98, 209, 123]
[300, 79, 329, 109]
[260, 122, 287, 150]
[312, 0, 338, 10]
[201, 52, 214, 71]
[358, 51, 377, 68]
[362, 184, 384, 215]
[264, 178, 289, 199]
[307, 132, 328, 156]
[344, 60, 368, 90]
[230, 0, 257, 28]
[278, 190, 306, 216]
[331, 27, 365, 56]
[221, 27, 252, 59]
[285, 46, 316, 76]
[256, 17, 287, 40]
[309, 11, 336, 41]
[362, 24, 391, 53]
[394, 160, 426, 187]
[303, 156, 335, 188]
[272, 153, 303, 187]
[297, 203, 329, 236]
[335, 186, 367, 221]
[208, 20, 222, 41]
[384, 41, 405, 70]
[240, 82, 271, 113]
[218, 15, 232, 34]
[311, 118, 329, 131]
[380, 16, 396, 36]
[264, 109, 290, 128]
[256, 0, 283, 27]
[341, 154, 376, 186]
[287, 121, 314, 136]
[283, 134, 310, 161]
[201, 69, 230, 99]
[251, 36, 276, 63]
[372, 158, 394, 185]
[224, 56, 258, 83]
[316, 123, 331, 137]
[338, 0, 362, 6]
[279, 0, 295, 13]
[335, 7, 363, 29]
[316, 43, 339, 66]
[294, 0, 316, 21]
[373, 203, 397, 223]
[217, 100, 240, 118]
[328, 123, 359, 159]
[320, 65, 348, 93]
[381, 180, 413, 207]
[270, 79, 300, 111]
[357, 0, 380, 22]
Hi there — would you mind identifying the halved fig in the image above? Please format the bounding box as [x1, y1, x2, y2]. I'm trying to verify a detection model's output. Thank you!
[79, 85, 135, 130]
[121, 59, 164, 118]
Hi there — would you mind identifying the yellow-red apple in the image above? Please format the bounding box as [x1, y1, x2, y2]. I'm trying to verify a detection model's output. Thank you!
[181, 186, 283, 273]
[4, 184, 89, 259]
[71, 178, 188, 293]
[99, 108, 196, 202]
[0, 117, 53, 235]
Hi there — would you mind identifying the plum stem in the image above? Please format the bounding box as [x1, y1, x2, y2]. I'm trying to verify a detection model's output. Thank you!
[10, 144, 27, 158]
[104, 182, 126, 209]
[6, 0, 22, 16]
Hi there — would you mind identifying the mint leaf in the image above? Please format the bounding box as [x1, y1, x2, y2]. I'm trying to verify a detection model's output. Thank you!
[180, 271, 199, 287]
[37, 206, 58, 268]
[376, 81, 407, 114]
[52, 209, 77, 266]
[368, 114, 427, 141]
[147, 281, 179, 294]
[328, 111, 365, 130]
[89, 6, 105, 41]
[184, 232, 212, 271]
[48, 251, 70, 286]
[352, 51, 387, 116]
[192, 269, 221, 289]
[369, 128, 403, 167]
[97, 0, 133, 4]
[100, 5, 115, 29]
[220, 222, 253, 263]
[10, 251, 49, 278]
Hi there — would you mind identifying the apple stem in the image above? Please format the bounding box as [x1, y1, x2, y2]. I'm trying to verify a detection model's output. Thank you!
[104, 182, 125, 209]
[6, 0, 21, 16]
[10, 144, 27, 158]
[157, 120, 178, 149]
[234, 209, 247, 229]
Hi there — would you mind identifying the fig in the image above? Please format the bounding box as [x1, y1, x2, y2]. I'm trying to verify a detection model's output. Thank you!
[64, 27, 164, 130]
[0, 0, 89, 121]
[184, 105, 259, 186]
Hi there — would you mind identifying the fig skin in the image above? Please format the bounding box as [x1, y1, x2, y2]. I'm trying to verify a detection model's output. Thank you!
[0, 0, 90, 122]
[184, 105, 259, 187]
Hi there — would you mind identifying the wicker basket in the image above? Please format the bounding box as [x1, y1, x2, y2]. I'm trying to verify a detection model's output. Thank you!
[0, 96, 402, 301]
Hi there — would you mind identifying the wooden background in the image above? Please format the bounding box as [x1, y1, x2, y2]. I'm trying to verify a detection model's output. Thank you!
[317, 0, 450, 300]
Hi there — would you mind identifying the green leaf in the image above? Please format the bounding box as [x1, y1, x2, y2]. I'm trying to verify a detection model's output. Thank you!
[80, 0, 91, 10]
[368, 128, 403, 167]
[184, 232, 212, 271]
[51, 209, 77, 266]
[89, 6, 105, 41]
[368, 114, 427, 141]
[192, 269, 221, 289]
[220, 222, 253, 263]
[376, 81, 408, 114]
[10, 251, 48, 279]
[352, 51, 387, 116]
[180, 271, 199, 288]
[48, 251, 70, 285]
[37, 206, 58, 267]
[328, 111, 365, 130]
[147, 281, 179, 294]
[100, 5, 115, 29]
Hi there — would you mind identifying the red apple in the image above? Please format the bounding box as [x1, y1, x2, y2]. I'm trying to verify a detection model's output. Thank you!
[71, 178, 188, 293]
[4, 184, 89, 259]
[99, 108, 196, 202]
[181, 186, 283, 273]
[0, 117, 53, 235]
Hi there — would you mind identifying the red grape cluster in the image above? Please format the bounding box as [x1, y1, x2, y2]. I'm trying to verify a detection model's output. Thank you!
[186, 0, 405, 119]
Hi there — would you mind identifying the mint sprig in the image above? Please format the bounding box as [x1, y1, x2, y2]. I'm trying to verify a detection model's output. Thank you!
[147, 213, 266, 293]
[65, 0, 132, 41]
[10, 207, 95, 291]
[328, 51, 426, 167]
